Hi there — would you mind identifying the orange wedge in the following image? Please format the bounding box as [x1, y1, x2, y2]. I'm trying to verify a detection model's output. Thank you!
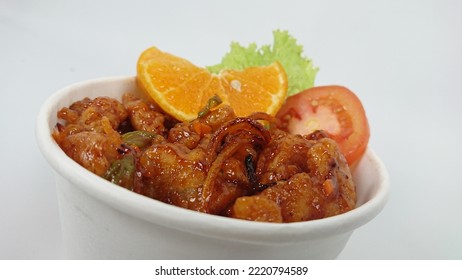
[137, 47, 288, 121]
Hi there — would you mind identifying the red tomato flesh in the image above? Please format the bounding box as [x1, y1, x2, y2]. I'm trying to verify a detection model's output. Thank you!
[276, 85, 370, 165]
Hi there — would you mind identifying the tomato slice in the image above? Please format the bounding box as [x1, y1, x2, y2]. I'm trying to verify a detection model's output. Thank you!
[276, 85, 370, 165]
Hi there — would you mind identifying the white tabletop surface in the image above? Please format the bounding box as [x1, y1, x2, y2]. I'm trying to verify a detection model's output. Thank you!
[1, 0, 461, 259]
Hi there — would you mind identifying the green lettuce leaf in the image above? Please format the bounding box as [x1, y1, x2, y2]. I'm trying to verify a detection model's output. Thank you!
[207, 30, 318, 96]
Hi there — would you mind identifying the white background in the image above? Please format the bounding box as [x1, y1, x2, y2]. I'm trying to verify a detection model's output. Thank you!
[1, 0, 461, 259]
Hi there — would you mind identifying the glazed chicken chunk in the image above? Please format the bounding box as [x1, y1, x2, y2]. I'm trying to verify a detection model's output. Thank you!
[230, 133, 356, 222]
[53, 97, 127, 176]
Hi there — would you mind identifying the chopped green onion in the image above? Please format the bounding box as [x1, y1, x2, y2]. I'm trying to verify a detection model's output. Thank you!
[104, 155, 135, 190]
[122, 131, 158, 149]
[197, 95, 223, 118]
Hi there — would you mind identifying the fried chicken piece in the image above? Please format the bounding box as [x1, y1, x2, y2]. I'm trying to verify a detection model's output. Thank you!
[139, 141, 255, 214]
[58, 118, 123, 176]
[138, 107, 263, 214]
[139, 142, 208, 210]
[205, 148, 256, 214]
[166, 105, 237, 150]
[230, 195, 283, 223]
[167, 122, 202, 150]
[57, 96, 128, 132]
[256, 133, 312, 184]
[53, 97, 127, 176]
[122, 93, 166, 134]
[200, 105, 237, 131]
[229, 131, 356, 222]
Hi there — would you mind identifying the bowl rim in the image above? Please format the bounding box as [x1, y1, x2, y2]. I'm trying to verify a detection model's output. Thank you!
[36, 76, 390, 245]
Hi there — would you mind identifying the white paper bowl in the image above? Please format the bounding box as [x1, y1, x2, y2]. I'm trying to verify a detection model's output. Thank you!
[36, 76, 389, 259]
